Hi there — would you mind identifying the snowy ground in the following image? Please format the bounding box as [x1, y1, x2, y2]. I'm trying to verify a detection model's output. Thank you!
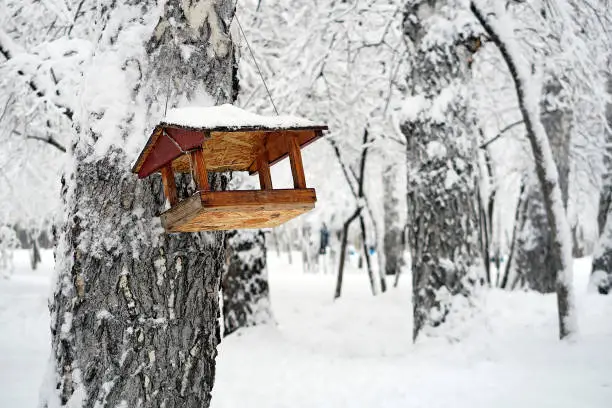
[0, 251, 54, 408]
[1, 251, 611, 407]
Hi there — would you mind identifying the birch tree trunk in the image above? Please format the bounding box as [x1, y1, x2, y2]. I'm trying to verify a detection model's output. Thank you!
[222, 229, 272, 335]
[515, 78, 572, 293]
[46, 1, 237, 407]
[402, 0, 482, 341]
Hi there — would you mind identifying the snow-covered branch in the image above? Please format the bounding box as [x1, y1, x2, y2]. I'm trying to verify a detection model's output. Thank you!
[0, 30, 75, 121]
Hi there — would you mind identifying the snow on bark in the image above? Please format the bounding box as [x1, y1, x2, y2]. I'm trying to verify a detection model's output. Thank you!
[591, 74, 612, 294]
[402, 0, 483, 341]
[515, 75, 573, 294]
[222, 229, 273, 336]
[45, 1, 237, 407]
[471, 0, 577, 339]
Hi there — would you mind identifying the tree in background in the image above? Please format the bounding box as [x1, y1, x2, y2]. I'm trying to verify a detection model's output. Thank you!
[0, 0, 73, 253]
[383, 164, 404, 277]
[223, 229, 272, 335]
[469, 0, 598, 339]
[222, 172, 272, 334]
[513, 6, 574, 293]
[235, 0, 407, 288]
[591, 72, 612, 294]
[471, 0, 609, 298]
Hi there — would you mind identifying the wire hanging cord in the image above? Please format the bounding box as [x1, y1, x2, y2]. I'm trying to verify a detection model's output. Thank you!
[234, 13, 279, 115]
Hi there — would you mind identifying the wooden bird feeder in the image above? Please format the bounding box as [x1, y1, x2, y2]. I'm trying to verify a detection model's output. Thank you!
[131, 105, 327, 233]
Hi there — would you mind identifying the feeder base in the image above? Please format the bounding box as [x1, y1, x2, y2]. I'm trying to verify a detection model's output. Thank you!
[160, 189, 316, 232]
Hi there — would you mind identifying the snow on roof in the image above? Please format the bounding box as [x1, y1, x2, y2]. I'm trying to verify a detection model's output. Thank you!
[161, 104, 319, 130]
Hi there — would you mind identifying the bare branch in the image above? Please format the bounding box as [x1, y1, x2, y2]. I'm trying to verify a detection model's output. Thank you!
[479, 118, 525, 149]
[0, 94, 15, 124]
[11, 130, 67, 153]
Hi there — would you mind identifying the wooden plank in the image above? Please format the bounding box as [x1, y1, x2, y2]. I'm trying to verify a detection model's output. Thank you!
[197, 201, 315, 213]
[248, 130, 321, 174]
[161, 189, 317, 233]
[173, 207, 311, 232]
[160, 194, 203, 231]
[160, 164, 178, 207]
[257, 155, 273, 190]
[200, 189, 315, 208]
[287, 134, 307, 189]
[189, 148, 210, 191]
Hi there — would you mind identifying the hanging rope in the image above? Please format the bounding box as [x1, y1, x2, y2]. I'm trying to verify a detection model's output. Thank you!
[234, 13, 279, 115]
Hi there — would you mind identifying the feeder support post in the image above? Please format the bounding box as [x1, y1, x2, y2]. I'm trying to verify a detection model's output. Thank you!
[161, 164, 179, 207]
[287, 134, 306, 189]
[190, 148, 210, 192]
[257, 155, 273, 190]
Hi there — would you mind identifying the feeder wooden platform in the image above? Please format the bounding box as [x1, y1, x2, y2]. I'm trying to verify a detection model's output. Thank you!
[131, 105, 327, 232]
[161, 189, 316, 232]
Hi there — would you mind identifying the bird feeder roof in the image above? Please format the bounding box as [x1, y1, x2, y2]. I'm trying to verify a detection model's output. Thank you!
[131, 105, 327, 179]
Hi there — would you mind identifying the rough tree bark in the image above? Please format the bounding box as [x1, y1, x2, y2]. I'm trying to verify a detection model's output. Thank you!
[591, 74, 612, 294]
[222, 229, 272, 335]
[514, 78, 572, 293]
[402, 0, 482, 341]
[47, 1, 237, 407]
[382, 165, 404, 277]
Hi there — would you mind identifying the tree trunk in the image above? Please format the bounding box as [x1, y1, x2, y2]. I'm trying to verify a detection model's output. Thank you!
[477, 188, 491, 286]
[221, 170, 273, 336]
[334, 128, 371, 298]
[514, 78, 572, 293]
[486, 154, 500, 282]
[334, 208, 361, 299]
[222, 230, 272, 335]
[500, 182, 527, 289]
[30, 237, 41, 270]
[571, 225, 586, 258]
[358, 214, 377, 296]
[481, 147, 498, 285]
[383, 165, 403, 277]
[403, 1, 482, 341]
[591, 74, 612, 294]
[46, 1, 237, 406]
